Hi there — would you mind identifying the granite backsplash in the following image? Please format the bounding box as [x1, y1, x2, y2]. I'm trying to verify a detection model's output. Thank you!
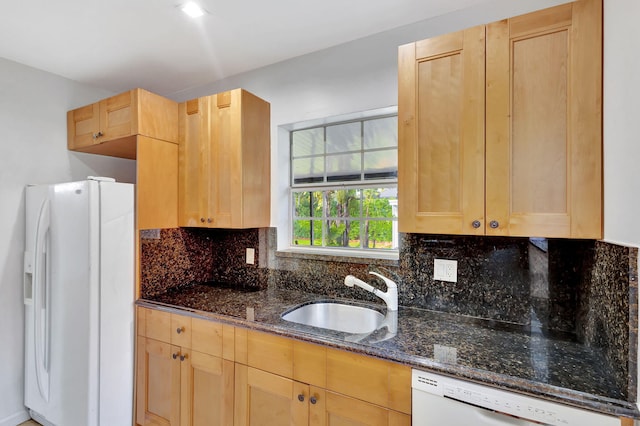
[139, 227, 638, 401]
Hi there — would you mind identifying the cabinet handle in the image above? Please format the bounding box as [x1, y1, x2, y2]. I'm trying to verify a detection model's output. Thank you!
[176, 326, 185, 334]
[92, 131, 103, 139]
[489, 220, 499, 229]
[310, 396, 317, 405]
[472, 220, 481, 229]
[297, 394, 305, 402]
[172, 352, 179, 360]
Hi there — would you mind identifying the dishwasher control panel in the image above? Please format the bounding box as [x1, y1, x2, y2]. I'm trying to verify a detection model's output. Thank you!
[412, 370, 619, 426]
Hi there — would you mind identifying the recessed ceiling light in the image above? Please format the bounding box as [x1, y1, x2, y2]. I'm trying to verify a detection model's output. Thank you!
[181, 2, 206, 18]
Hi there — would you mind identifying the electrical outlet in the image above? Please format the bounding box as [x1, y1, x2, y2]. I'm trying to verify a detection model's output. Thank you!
[140, 229, 161, 240]
[434, 259, 457, 282]
[246, 248, 255, 265]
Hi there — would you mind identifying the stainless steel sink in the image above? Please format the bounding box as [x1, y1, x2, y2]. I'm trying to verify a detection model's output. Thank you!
[281, 301, 384, 334]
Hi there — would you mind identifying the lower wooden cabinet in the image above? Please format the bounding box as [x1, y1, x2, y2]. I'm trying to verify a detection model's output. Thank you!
[136, 308, 235, 426]
[136, 337, 181, 426]
[136, 307, 411, 426]
[234, 365, 308, 425]
[181, 350, 234, 426]
[234, 365, 410, 426]
[136, 337, 234, 426]
[320, 390, 411, 426]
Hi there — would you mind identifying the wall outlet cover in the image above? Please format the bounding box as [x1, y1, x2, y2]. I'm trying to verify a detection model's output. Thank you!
[434, 258, 457, 282]
[246, 248, 255, 265]
[140, 229, 161, 240]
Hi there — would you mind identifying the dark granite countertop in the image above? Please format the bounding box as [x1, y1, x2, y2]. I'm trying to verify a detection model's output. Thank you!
[139, 282, 639, 419]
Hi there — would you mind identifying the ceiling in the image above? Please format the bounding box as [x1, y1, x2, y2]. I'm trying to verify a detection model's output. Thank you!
[0, 0, 494, 96]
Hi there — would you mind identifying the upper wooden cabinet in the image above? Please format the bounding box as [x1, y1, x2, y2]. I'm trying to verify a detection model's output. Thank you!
[67, 88, 178, 159]
[398, 25, 486, 237]
[178, 89, 271, 229]
[398, 0, 602, 239]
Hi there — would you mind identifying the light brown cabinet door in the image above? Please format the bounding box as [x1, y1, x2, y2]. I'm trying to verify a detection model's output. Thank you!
[234, 365, 308, 426]
[178, 89, 270, 229]
[99, 90, 135, 142]
[485, 0, 602, 238]
[136, 337, 181, 426]
[208, 90, 271, 229]
[67, 91, 134, 150]
[179, 97, 211, 227]
[309, 389, 410, 426]
[181, 350, 234, 426]
[398, 25, 486, 235]
[208, 91, 236, 228]
[67, 102, 100, 150]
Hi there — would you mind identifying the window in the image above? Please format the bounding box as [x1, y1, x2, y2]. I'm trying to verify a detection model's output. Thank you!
[290, 115, 398, 252]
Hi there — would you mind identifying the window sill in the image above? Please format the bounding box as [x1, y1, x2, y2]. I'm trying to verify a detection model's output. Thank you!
[276, 247, 399, 265]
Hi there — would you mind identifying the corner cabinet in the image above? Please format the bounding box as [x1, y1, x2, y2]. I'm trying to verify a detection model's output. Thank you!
[398, 0, 602, 238]
[67, 88, 178, 159]
[178, 89, 271, 229]
[136, 307, 235, 426]
[66, 88, 179, 231]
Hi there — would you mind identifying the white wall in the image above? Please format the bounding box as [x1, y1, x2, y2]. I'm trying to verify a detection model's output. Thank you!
[170, 0, 570, 249]
[0, 58, 135, 426]
[603, 0, 640, 415]
[603, 0, 640, 248]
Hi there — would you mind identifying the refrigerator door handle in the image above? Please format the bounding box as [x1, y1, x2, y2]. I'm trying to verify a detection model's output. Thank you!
[33, 198, 51, 402]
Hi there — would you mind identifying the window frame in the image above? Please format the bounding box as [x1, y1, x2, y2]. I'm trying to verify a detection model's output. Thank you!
[288, 113, 398, 256]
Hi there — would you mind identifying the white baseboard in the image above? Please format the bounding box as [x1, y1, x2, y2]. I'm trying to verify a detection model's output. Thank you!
[0, 410, 30, 426]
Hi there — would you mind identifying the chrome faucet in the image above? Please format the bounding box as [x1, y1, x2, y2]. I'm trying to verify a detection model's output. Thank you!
[344, 272, 398, 311]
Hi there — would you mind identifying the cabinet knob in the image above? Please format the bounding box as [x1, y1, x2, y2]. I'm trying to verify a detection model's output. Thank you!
[172, 352, 179, 360]
[310, 396, 317, 405]
[176, 326, 185, 334]
[92, 131, 103, 140]
[472, 220, 481, 229]
[297, 394, 305, 402]
[180, 354, 188, 362]
[489, 220, 499, 229]
[207, 218, 213, 223]
[200, 217, 205, 223]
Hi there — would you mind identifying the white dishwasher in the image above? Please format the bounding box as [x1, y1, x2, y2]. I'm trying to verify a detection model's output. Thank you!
[412, 369, 619, 426]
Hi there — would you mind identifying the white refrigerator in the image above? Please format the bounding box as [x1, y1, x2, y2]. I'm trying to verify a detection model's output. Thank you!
[23, 177, 134, 426]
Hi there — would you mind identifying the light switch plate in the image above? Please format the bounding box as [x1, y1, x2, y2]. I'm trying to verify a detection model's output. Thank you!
[434, 259, 457, 282]
[246, 248, 255, 265]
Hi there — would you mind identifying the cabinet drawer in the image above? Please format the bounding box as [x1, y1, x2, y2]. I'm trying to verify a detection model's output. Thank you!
[140, 307, 192, 348]
[191, 317, 223, 357]
[322, 390, 411, 426]
[326, 348, 411, 414]
[143, 307, 171, 342]
[170, 313, 192, 347]
[136, 306, 146, 337]
[294, 340, 326, 388]
[246, 330, 293, 378]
